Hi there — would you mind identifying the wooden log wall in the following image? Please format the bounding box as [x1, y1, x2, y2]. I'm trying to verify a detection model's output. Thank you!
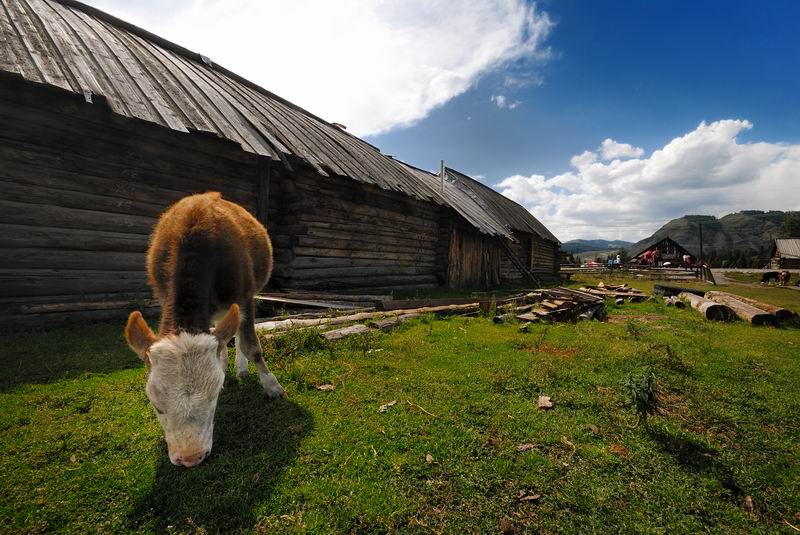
[0, 79, 261, 327]
[268, 171, 440, 292]
[446, 228, 501, 289]
[532, 234, 559, 274]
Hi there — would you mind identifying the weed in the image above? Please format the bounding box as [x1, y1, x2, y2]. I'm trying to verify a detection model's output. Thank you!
[626, 319, 644, 340]
[623, 367, 662, 426]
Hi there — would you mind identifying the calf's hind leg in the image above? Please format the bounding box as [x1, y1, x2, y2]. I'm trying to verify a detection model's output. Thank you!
[236, 300, 286, 399]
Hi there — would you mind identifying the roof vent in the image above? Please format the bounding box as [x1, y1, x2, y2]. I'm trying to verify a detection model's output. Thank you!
[332, 122, 347, 130]
[200, 54, 213, 67]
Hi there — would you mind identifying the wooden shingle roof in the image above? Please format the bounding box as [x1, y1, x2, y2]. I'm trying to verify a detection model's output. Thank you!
[774, 239, 800, 259]
[445, 168, 560, 243]
[0, 0, 560, 246]
[0, 0, 443, 202]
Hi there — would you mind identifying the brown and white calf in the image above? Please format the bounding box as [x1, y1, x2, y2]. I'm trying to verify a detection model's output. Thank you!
[124, 192, 284, 467]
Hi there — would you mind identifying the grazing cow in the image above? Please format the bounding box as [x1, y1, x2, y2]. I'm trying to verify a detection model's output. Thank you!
[778, 270, 791, 286]
[124, 192, 284, 467]
[760, 271, 780, 285]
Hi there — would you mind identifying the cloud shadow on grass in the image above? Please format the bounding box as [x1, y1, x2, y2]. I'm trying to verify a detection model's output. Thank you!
[128, 378, 313, 532]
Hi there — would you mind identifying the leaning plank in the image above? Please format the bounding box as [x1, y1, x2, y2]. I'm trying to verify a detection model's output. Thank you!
[274, 291, 392, 302]
[679, 292, 734, 321]
[321, 324, 372, 341]
[703, 292, 775, 325]
[255, 303, 479, 332]
[377, 297, 481, 311]
[706, 291, 794, 322]
[255, 295, 366, 310]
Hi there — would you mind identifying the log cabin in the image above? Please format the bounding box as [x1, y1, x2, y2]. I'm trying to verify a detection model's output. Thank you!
[0, 0, 559, 327]
[770, 239, 800, 270]
[628, 236, 696, 266]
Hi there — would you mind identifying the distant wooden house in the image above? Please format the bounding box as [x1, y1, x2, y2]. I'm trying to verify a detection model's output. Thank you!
[0, 0, 559, 326]
[770, 239, 800, 269]
[628, 236, 695, 266]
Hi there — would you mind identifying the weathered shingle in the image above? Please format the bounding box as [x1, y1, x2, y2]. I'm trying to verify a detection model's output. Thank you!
[775, 239, 800, 259]
[0, 0, 445, 202]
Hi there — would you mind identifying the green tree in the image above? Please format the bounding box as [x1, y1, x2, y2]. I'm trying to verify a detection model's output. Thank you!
[781, 212, 800, 238]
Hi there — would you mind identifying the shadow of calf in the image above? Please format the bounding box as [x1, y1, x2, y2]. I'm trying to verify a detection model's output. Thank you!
[129, 379, 313, 532]
[648, 426, 743, 497]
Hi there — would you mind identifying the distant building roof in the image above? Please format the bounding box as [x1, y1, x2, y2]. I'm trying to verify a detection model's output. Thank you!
[774, 239, 800, 259]
[628, 235, 695, 259]
[0, 0, 442, 202]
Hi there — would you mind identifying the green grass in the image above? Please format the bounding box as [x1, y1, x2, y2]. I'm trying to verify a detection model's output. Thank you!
[724, 272, 765, 284]
[1, 281, 799, 533]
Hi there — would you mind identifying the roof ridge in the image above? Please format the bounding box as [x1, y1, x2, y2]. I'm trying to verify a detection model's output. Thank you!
[51, 0, 384, 153]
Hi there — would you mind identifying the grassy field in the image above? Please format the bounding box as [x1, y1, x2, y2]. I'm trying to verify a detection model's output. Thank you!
[1, 278, 799, 533]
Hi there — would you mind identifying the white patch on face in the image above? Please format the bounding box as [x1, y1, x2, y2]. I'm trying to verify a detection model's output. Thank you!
[146, 332, 226, 466]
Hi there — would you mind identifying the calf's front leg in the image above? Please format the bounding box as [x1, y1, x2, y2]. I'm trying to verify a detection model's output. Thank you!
[236, 300, 286, 399]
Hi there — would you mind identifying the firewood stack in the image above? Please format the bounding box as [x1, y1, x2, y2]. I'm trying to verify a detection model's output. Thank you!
[578, 282, 648, 302]
[493, 287, 608, 324]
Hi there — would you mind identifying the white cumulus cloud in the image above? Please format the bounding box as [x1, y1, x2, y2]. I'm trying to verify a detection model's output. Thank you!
[600, 138, 644, 160]
[496, 120, 800, 242]
[85, 0, 552, 136]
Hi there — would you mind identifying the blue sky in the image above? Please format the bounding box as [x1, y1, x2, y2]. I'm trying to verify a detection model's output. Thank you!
[87, 0, 800, 241]
[369, 0, 800, 177]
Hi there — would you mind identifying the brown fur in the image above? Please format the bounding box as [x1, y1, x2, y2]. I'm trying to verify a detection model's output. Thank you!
[146, 191, 272, 335]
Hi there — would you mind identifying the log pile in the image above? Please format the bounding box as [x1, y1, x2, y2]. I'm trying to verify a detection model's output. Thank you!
[255, 286, 613, 345]
[496, 287, 607, 324]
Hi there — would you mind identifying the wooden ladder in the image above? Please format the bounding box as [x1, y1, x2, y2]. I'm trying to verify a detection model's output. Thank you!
[500, 239, 542, 288]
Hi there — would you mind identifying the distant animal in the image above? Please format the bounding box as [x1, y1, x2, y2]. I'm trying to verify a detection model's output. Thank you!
[124, 192, 284, 468]
[760, 271, 780, 285]
[778, 270, 791, 286]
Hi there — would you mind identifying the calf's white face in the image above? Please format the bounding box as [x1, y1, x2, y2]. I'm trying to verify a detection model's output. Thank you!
[125, 305, 239, 467]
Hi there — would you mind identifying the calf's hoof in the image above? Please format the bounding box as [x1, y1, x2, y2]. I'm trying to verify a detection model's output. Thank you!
[260, 373, 286, 400]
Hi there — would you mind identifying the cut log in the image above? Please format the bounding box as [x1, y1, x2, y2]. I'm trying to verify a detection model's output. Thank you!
[579, 304, 607, 322]
[704, 292, 777, 326]
[662, 296, 685, 308]
[679, 292, 734, 321]
[321, 324, 372, 341]
[705, 291, 794, 322]
[615, 297, 625, 305]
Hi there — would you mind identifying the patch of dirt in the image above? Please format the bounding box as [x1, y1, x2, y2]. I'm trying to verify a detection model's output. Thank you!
[608, 313, 664, 324]
[535, 343, 577, 358]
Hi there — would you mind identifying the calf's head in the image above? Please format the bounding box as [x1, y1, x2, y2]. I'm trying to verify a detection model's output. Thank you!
[124, 305, 239, 467]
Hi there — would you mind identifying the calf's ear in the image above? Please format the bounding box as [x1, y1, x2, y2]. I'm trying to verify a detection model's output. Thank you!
[125, 311, 156, 367]
[214, 304, 240, 346]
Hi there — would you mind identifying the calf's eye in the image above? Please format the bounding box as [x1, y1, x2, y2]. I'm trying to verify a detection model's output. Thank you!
[153, 405, 165, 415]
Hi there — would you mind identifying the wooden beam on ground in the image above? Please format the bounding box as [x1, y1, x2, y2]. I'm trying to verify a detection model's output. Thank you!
[321, 324, 372, 341]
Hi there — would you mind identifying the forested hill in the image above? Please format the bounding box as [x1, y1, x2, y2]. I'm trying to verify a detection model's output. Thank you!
[628, 210, 788, 267]
[561, 239, 634, 254]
